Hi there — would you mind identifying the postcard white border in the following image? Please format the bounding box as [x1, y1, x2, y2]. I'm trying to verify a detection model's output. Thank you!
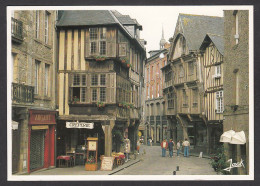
[7, 5, 254, 181]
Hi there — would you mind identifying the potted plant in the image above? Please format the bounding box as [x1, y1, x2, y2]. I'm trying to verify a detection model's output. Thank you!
[95, 56, 106, 61]
[121, 57, 128, 63]
[126, 62, 132, 68]
[85, 156, 98, 171]
[72, 96, 80, 104]
[97, 101, 105, 108]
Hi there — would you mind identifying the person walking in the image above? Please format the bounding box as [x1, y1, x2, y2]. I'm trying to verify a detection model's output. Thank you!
[160, 139, 168, 157]
[149, 138, 153, 146]
[177, 140, 181, 157]
[124, 137, 131, 162]
[168, 139, 174, 158]
[182, 138, 190, 157]
[136, 140, 140, 154]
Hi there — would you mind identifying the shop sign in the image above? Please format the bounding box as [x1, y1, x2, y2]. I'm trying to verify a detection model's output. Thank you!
[100, 157, 114, 171]
[29, 110, 56, 125]
[66, 122, 94, 129]
[32, 125, 49, 130]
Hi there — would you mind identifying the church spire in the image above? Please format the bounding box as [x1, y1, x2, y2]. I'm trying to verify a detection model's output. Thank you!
[160, 25, 166, 49]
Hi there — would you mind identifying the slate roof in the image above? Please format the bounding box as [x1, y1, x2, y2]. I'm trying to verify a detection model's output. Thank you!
[57, 10, 118, 27]
[179, 13, 224, 51]
[200, 33, 224, 55]
[57, 10, 146, 52]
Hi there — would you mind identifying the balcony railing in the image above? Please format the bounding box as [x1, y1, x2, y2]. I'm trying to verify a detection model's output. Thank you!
[11, 18, 23, 43]
[12, 83, 34, 103]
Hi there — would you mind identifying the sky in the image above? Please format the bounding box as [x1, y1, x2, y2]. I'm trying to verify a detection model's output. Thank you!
[108, 6, 224, 56]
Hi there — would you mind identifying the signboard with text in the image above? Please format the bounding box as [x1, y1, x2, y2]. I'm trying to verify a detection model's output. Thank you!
[100, 157, 115, 171]
[29, 110, 56, 125]
[66, 122, 94, 129]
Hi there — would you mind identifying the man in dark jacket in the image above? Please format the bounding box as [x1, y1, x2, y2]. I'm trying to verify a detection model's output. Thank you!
[168, 139, 174, 158]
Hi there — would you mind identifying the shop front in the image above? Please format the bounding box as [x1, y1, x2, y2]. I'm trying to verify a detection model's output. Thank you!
[56, 120, 105, 166]
[28, 109, 56, 172]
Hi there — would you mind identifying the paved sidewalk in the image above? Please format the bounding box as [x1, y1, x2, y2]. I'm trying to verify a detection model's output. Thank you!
[30, 154, 142, 175]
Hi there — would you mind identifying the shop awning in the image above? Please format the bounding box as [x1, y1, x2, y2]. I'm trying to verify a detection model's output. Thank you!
[230, 131, 246, 145]
[219, 130, 235, 143]
[12, 120, 19, 130]
[220, 130, 246, 144]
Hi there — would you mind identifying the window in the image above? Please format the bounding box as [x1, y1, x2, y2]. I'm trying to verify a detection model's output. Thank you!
[119, 43, 127, 56]
[92, 88, 97, 101]
[91, 74, 98, 86]
[234, 10, 239, 44]
[90, 42, 97, 54]
[165, 68, 172, 82]
[73, 74, 80, 86]
[100, 74, 106, 86]
[179, 64, 184, 77]
[100, 87, 106, 102]
[35, 11, 39, 39]
[157, 83, 160, 97]
[151, 66, 153, 80]
[192, 89, 198, 107]
[234, 70, 239, 105]
[90, 28, 98, 40]
[44, 64, 50, 96]
[35, 60, 40, 94]
[214, 65, 221, 78]
[183, 89, 188, 107]
[71, 74, 87, 103]
[100, 41, 106, 55]
[188, 62, 194, 75]
[100, 27, 106, 39]
[216, 90, 223, 113]
[168, 91, 174, 108]
[147, 68, 150, 82]
[45, 11, 49, 44]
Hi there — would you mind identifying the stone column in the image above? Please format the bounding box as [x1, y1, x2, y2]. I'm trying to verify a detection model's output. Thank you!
[18, 108, 29, 173]
[103, 120, 115, 156]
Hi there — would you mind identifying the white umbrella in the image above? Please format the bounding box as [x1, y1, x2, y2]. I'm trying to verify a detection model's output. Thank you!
[230, 131, 246, 144]
[220, 130, 236, 143]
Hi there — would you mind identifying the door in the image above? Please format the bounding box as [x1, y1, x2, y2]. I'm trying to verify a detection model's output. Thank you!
[12, 129, 20, 173]
[30, 130, 45, 170]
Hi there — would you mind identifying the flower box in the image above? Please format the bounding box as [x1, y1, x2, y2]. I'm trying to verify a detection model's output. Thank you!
[85, 163, 98, 171]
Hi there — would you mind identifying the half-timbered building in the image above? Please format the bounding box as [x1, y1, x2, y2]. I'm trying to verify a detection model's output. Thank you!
[162, 13, 223, 153]
[200, 33, 224, 153]
[56, 10, 146, 160]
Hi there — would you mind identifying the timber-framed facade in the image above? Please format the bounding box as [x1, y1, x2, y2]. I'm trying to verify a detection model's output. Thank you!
[162, 13, 224, 154]
[56, 10, 146, 159]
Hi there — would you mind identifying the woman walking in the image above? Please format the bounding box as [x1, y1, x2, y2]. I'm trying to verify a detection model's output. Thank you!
[177, 140, 181, 157]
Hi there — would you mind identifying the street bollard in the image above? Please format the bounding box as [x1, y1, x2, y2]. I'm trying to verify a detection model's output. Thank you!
[176, 166, 179, 171]
[173, 171, 176, 175]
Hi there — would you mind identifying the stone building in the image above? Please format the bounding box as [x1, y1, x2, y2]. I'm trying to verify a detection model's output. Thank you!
[11, 10, 57, 174]
[56, 10, 146, 161]
[162, 13, 224, 153]
[144, 28, 170, 144]
[223, 10, 249, 175]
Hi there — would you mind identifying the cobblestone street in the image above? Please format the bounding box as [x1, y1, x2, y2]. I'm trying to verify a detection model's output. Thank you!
[113, 145, 217, 175]
[29, 145, 217, 176]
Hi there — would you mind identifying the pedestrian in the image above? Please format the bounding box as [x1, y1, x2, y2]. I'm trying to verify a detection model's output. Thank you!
[182, 138, 190, 157]
[168, 139, 174, 158]
[160, 139, 168, 157]
[124, 137, 131, 162]
[177, 140, 181, 157]
[137, 140, 140, 154]
[149, 138, 153, 146]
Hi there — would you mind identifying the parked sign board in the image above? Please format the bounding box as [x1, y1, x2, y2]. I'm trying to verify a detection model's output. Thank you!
[66, 122, 94, 129]
[100, 157, 114, 171]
